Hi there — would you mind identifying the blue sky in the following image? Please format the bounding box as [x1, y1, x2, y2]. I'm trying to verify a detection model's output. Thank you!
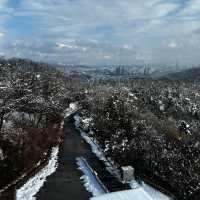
[0, 0, 200, 66]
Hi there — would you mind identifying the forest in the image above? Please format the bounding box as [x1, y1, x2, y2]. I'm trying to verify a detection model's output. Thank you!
[0, 57, 85, 189]
[78, 78, 200, 200]
[1, 57, 200, 200]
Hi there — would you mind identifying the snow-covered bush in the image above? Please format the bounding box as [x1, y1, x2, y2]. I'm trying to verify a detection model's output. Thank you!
[0, 57, 79, 188]
[81, 79, 200, 200]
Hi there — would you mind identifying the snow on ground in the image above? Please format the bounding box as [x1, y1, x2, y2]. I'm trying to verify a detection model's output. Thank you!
[76, 157, 107, 197]
[90, 188, 153, 200]
[90, 180, 171, 200]
[75, 114, 172, 200]
[0, 148, 4, 161]
[64, 102, 79, 118]
[69, 102, 78, 110]
[141, 182, 170, 200]
[129, 180, 171, 200]
[16, 146, 59, 200]
[74, 114, 121, 179]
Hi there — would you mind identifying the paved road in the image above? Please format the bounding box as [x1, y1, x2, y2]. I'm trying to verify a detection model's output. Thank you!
[1, 119, 129, 200]
[36, 121, 92, 200]
[36, 119, 130, 200]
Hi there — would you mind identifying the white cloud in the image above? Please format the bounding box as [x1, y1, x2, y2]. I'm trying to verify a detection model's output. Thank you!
[1, 0, 200, 65]
[0, 0, 9, 51]
[103, 55, 111, 60]
[122, 44, 132, 50]
[0, 0, 7, 10]
[179, 0, 200, 17]
[168, 41, 177, 48]
[0, 32, 4, 37]
[56, 43, 75, 49]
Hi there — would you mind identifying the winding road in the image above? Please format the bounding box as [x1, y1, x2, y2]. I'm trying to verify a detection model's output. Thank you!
[36, 121, 93, 200]
[36, 119, 129, 199]
[2, 115, 129, 200]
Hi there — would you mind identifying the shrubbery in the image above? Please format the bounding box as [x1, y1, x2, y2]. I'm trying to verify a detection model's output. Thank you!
[0, 58, 84, 188]
[81, 79, 200, 199]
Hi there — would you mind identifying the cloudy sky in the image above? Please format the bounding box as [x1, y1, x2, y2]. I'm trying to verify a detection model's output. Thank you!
[0, 0, 200, 66]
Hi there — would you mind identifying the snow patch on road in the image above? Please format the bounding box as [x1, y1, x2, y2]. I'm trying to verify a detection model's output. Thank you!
[129, 180, 171, 200]
[75, 114, 171, 200]
[76, 157, 107, 197]
[16, 146, 59, 200]
[141, 182, 170, 200]
[74, 114, 121, 179]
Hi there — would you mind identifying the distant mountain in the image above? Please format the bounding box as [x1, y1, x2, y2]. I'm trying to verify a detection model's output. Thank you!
[162, 66, 200, 81]
[0, 57, 59, 74]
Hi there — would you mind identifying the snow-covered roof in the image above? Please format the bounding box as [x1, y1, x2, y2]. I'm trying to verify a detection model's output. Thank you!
[90, 188, 153, 200]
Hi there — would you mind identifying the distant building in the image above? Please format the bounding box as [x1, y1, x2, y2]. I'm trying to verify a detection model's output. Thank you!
[114, 66, 127, 76]
[115, 66, 121, 75]
[143, 66, 151, 76]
